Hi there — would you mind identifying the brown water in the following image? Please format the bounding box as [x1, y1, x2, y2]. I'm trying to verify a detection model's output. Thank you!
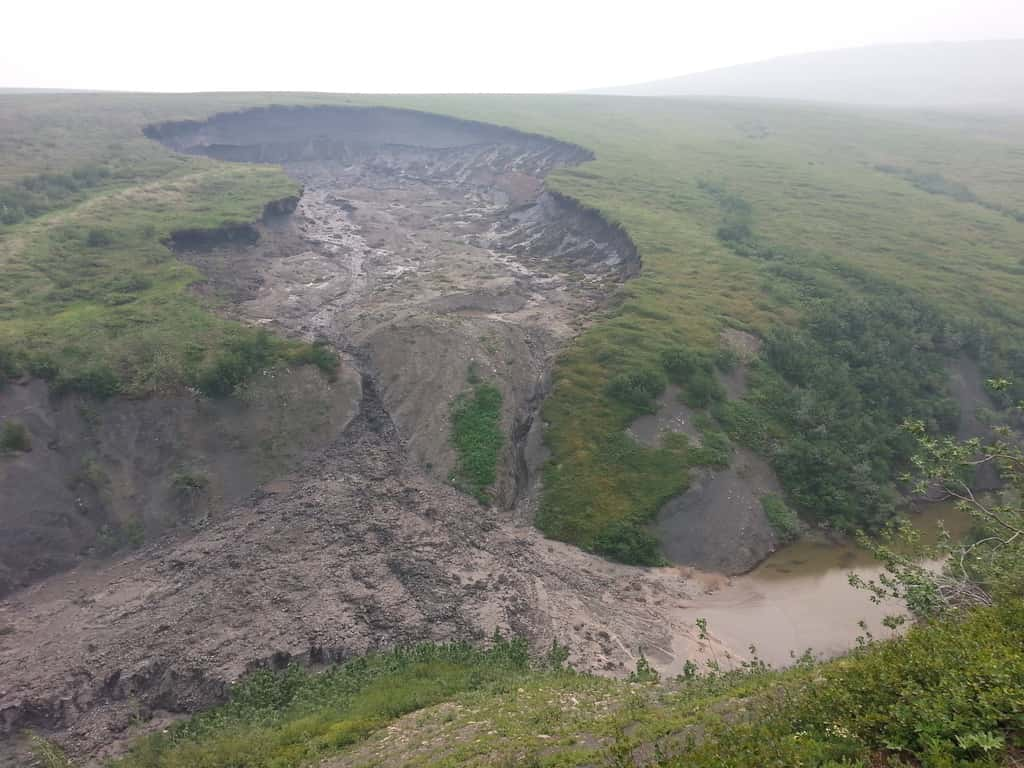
[685, 502, 972, 668]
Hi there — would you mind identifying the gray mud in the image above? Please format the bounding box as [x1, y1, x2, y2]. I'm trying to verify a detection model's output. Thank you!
[627, 385, 702, 448]
[0, 106, 915, 765]
[1, 107, 688, 762]
[0, 384, 716, 761]
[0, 368, 360, 597]
[654, 447, 780, 574]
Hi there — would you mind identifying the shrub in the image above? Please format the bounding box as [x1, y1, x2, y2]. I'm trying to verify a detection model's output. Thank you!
[607, 367, 667, 411]
[660, 347, 704, 380]
[0, 345, 18, 388]
[56, 365, 121, 398]
[171, 470, 209, 510]
[787, 602, 1024, 763]
[761, 494, 800, 542]
[593, 518, 663, 565]
[196, 331, 277, 397]
[693, 430, 732, 468]
[288, 339, 340, 381]
[0, 420, 31, 453]
[86, 228, 113, 247]
[716, 220, 752, 244]
[684, 370, 724, 407]
[660, 347, 723, 407]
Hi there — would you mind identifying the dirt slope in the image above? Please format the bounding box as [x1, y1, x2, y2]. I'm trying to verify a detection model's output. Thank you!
[0, 367, 360, 596]
[0, 384, 723, 762]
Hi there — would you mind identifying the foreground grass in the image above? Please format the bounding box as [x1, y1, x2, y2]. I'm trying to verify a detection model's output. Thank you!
[108, 601, 1024, 767]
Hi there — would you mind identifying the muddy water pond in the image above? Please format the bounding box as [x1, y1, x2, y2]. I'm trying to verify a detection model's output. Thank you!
[689, 501, 973, 668]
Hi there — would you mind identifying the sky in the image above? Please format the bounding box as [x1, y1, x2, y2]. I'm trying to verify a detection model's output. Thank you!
[3, 0, 1023, 93]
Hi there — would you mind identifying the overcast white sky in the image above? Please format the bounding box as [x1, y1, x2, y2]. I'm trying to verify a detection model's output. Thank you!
[3, 0, 1023, 93]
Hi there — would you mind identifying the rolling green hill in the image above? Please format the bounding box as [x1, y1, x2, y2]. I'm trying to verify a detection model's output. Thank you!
[589, 40, 1024, 110]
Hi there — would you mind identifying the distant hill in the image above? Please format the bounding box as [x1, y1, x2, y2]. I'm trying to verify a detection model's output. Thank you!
[591, 40, 1024, 109]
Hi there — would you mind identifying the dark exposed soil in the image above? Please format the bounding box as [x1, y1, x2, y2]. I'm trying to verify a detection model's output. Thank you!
[627, 385, 702, 449]
[0, 383, 718, 764]
[0, 368, 360, 597]
[654, 447, 780, 575]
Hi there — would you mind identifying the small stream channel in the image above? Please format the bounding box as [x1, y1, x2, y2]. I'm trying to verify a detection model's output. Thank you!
[688, 501, 972, 667]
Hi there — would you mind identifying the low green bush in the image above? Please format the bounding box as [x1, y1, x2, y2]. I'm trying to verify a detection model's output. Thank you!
[450, 379, 504, 504]
[0, 420, 31, 453]
[607, 367, 667, 411]
[760, 494, 800, 542]
[195, 330, 278, 398]
[0, 165, 111, 226]
[660, 347, 724, 407]
[286, 339, 340, 381]
[593, 518, 663, 564]
[171, 470, 209, 511]
[86, 227, 113, 247]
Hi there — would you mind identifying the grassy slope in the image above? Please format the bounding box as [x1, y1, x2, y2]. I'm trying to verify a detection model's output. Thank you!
[0, 93, 350, 396]
[107, 602, 1024, 767]
[3, 93, 1024, 543]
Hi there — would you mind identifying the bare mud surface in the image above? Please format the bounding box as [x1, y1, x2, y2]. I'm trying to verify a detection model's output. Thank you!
[627, 385, 702, 448]
[2, 106, 692, 762]
[654, 447, 780, 575]
[0, 367, 360, 597]
[168, 106, 636, 507]
[0, 388, 722, 763]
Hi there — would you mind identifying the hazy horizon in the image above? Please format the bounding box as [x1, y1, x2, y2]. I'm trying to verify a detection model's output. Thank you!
[3, 0, 1024, 94]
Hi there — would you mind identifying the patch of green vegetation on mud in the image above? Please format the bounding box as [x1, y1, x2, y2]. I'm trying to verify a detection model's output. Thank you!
[450, 373, 504, 504]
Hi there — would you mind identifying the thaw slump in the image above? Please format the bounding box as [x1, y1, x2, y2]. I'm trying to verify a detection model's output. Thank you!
[149, 105, 638, 506]
[0, 106, 918, 764]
